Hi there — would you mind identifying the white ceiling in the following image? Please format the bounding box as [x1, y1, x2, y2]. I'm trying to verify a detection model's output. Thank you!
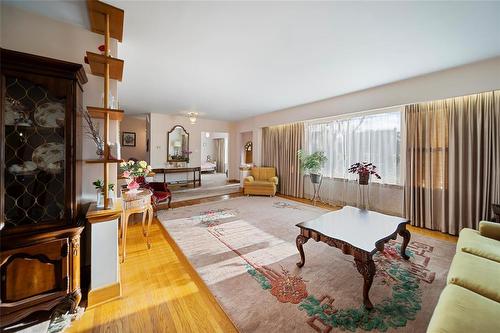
[5, 1, 500, 121]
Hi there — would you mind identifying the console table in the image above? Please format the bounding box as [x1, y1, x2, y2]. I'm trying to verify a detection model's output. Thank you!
[152, 167, 201, 188]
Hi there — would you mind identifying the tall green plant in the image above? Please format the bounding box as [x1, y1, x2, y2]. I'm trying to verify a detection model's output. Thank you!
[297, 150, 327, 175]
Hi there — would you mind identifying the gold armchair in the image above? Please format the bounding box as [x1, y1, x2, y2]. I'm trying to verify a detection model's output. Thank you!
[243, 167, 278, 196]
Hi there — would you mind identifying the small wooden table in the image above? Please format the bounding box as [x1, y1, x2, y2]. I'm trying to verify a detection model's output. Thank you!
[296, 206, 411, 309]
[492, 203, 500, 223]
[121, 189, 153, 262]
[152, 167, 201, 188]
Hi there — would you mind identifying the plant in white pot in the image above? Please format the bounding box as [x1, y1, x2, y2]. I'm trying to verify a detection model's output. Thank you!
[297, 150, 327, 184]
[92, 179, 115, 207]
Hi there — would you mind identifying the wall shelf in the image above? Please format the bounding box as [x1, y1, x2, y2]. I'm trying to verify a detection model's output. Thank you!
[87, 0, 124, 42]
[86, 52, 124, 81]
[87, 106, 124, 121]
[85, 0, 125, 210]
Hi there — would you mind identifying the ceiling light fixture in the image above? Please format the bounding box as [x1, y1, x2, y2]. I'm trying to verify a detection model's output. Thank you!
[187, 112, 198, 124]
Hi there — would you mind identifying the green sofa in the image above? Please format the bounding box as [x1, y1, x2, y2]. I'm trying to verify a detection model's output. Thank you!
[427, 221, 500, 332]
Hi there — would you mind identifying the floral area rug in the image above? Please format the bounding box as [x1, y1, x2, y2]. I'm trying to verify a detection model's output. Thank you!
[158, 196, 454, 332]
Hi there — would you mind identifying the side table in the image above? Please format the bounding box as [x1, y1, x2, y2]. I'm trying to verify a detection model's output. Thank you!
[121, 189, 154, 262]
[492, 204, 500, 223]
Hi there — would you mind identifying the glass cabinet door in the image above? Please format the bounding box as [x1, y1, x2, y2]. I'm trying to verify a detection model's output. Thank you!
[3, 76, 67, 229]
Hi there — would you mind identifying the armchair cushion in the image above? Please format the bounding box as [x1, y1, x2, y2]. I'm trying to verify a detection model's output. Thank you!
[268, 176, 278, 185]
[152, 190, 171, 202]
[479, 220, 500, 241]
[251, 167, 276, 181]
[244, 176, 255, 184]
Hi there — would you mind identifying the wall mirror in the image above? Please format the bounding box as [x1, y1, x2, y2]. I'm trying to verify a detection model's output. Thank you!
[167, 125, 190, 162]
[244, 141, 253, 164]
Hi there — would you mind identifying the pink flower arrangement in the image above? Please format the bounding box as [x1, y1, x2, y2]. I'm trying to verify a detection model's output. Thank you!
[120, 160, 152, 191]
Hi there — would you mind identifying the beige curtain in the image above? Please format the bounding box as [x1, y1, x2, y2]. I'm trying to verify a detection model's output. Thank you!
[214, 138, 225, 173]
[262, 122, 304, 197]
[404, 90, 500, 235]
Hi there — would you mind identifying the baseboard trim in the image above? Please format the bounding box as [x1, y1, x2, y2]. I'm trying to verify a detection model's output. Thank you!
[87, 282, 122, 309]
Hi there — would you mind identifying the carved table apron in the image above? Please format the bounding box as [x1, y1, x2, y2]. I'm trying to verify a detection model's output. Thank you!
[295, 206, 411, 309]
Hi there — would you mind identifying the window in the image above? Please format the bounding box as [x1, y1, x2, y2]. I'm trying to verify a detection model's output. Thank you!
[305, 108, 402, 184]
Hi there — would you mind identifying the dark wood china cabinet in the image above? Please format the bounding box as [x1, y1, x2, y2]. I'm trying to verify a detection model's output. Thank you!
[0, 49, 87, 327]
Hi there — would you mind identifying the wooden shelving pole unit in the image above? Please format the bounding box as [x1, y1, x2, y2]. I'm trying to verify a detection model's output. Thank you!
[85, 0, 124, 209]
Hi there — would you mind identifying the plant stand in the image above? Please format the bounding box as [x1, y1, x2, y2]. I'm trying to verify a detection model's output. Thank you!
[311, 176, 323, 206]
[357, 182, 370, 210]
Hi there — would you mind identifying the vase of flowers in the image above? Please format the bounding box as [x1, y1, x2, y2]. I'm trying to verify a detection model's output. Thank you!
[92, 179, 115, 207]
[120, 160, 152, 193]
[81, 108, 105, 159]
[347, 162, 381, 185]
[297, 150, 328, 184]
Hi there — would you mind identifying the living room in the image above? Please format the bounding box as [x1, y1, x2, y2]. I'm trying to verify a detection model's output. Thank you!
[1, 1, 499, 333]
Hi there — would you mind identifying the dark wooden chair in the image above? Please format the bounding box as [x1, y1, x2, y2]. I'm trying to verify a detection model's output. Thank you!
[135, 176, 172, 213]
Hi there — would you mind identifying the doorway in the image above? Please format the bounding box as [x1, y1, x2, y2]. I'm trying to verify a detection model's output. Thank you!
[200, 131, 229, 187]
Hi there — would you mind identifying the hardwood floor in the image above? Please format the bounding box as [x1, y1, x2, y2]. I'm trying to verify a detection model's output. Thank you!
[67, 215, 239, 332]
[68, 192, 456, 332]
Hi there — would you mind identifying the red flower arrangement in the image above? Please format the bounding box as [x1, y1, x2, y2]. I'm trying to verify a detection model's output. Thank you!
[348, 162, 381, 185]
[348, 162, 381, 178]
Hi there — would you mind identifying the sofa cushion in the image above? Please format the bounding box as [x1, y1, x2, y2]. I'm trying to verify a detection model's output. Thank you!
[426, 284, 500, 333]
[447, 251, 500, 302]
[457, 228, 500, 263]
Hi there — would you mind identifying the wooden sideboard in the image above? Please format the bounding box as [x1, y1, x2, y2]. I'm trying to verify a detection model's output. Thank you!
[152, 167, 202, 188]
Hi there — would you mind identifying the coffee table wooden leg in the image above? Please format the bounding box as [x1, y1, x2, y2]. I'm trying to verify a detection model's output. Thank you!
[355, 257, 376, 310]
[399, 228, 411, 260]
[296, 235, 309, 267]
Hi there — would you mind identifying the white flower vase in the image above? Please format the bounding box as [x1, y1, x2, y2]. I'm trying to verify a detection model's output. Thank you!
[108, 189, 115, 205]
[96, 191, 103, 208]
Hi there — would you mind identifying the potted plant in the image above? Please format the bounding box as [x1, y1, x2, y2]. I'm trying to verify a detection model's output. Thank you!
[93, 179, 115, 207]
[347, 162, 381, 185]
[297, 150, 328, 184]
[120, 160, 152, 193]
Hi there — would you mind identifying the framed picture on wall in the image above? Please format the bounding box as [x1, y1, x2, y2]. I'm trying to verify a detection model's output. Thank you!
[122, 132, 136, 147]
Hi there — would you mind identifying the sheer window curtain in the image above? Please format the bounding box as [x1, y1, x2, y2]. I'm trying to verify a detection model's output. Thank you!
[404, 90, 500, 235]
[305, 110, 402, 210]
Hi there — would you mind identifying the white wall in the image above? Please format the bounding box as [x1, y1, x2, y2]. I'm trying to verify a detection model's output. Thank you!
[1, 4, 120, 201]
[121, 115, 148, 162]
[230, 56, 500, 181]
[149, 113, 232, 170]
